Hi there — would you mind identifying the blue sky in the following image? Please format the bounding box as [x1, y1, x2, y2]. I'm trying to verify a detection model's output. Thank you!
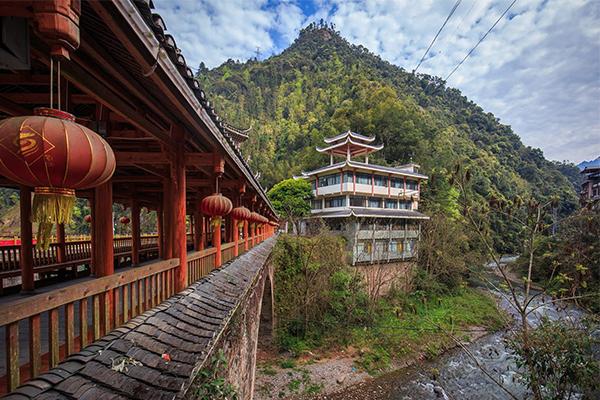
[154, 0, 600, 163]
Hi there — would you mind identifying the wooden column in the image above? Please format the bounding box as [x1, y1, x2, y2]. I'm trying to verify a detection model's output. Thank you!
[19, 186, 34, 292]
[131, 200, 140, 266]
[93, 180, 114, 277]
[56, 223, 66, 264]
[172, 132, 187, 291]
[193, 209, 201, 251]
[89, 197, 95, 274]
[199, 215, 206, 251]
[162, 180, 173, 259]
[93, 180, 114, 334]
[233, 218, 239, 257]
[213, 218, 222, 267]
[243, 220, 249, 251]
[189, 213, 194, 249]
[157, 204, 164, 259]
[228, 217, 234, 243]
[250, 222, 255, 248]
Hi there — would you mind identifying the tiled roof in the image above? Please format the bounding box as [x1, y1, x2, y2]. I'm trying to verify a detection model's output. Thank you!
[310, 208, 429, 219]
[323, 131, 376, 144]
[127, 0, 266, 192]
[301, 161, 428, 179]
[3, 238, 277, 400]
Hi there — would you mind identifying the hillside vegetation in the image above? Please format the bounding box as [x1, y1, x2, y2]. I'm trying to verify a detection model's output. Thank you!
[201, 23, 578, 252]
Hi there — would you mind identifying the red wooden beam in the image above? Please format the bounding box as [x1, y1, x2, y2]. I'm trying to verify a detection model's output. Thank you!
[0, 74, 49, 85]
[172, 126, 187, 291]
[115, 152, 169, 166]
[185, 152, 217, 167]
[93, 180, 114, 277]
[0, 95, 29, 116]
[0, 93, 95, 104]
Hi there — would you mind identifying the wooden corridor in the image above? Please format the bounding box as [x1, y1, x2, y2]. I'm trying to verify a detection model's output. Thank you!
[0, 232, 272, 394]
[0, 0, 280, 396]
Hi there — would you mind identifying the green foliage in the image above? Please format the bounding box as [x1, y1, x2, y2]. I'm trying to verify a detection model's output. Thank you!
[272, 233, 371, 353]
[194, 349, 238, 400]
[201, 25, 578, 251]
[267, 178, 312, 231]
[507, 318, 600, 399]
[517, 209, 600, 312]
[417, 212, 486, 292]
[353, 288, 506, 374]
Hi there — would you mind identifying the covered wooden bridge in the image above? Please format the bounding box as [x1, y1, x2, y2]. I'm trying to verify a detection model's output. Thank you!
[0, 0, 278, 396]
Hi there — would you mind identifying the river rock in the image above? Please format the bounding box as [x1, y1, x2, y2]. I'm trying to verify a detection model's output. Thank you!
[336, 374, 346, 384]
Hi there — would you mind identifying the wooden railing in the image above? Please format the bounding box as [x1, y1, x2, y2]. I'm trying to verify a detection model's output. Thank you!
[0, 234, 194, 291]
[0, 257, 179, 392]
[0, 233, 269, 393]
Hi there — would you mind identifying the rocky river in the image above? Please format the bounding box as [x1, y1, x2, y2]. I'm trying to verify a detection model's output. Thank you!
[323, 262, 598, 400]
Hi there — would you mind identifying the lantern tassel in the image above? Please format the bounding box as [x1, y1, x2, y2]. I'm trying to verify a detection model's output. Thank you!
[31, 192, 75, 249]
[211, 216, 222, 228]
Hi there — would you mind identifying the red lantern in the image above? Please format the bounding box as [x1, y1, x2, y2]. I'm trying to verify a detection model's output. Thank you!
[0, 108, 115, 248]
[249, 212, 261, 224]
[200, 193, 233, 226]
[84, 214, 92, 223]
[119, 216, 130, 225]
[231, 206, 251, 228]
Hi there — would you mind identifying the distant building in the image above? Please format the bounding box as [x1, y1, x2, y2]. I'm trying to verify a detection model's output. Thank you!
[580, 165, 600, 208]
[300, 131, 429, 265]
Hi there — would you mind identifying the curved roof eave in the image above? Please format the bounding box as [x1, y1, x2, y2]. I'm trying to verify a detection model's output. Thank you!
[324, 130, 376, 144]
[316, 137, 384, 153]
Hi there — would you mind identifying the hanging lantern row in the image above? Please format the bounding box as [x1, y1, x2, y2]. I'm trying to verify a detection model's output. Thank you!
[200, 193, 233, 227]
[119, 216, 130, 225]
[231, 206, 251, 228]
[0, 108, 116, 248]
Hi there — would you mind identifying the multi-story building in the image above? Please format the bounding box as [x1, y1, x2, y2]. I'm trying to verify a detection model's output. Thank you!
[580, 165, 600, 209]
[300, 131, 429, 265]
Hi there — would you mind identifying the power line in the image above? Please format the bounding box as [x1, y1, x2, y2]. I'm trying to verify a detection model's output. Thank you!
[450, 0, 477, 39]
[414, 0, 462, 73]
[445, 0, 518, 81]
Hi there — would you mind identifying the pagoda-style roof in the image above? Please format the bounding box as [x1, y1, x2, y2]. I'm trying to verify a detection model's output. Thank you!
[316, 137, 384, 157]
[301, 160, 428, 180]
[324, 130, 376, 144]
[317, 130, 383, 159]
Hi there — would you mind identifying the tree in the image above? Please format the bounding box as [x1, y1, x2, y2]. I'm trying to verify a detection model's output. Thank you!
[451, 162, 598, 399]
[267, 178, 312, 233]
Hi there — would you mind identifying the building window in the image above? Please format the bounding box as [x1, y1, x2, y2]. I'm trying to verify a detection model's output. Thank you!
[390, 241, 403, 253]
[311, 199, 322, 209]
[350, 196, 366, 207]
[343, 171, 354, 183]
[399, 200, 412, 210]
[325, 196, 346, 208]
[374, 175, 388, 187]
[356, 173, 371, 185]
[318, 173, 341, 187]
[391, 177, 403, 188]
[385, 199, 398, 209]
[368, 197, 381, 208]
[406, 180, 418, 191]
[311, 180, 316, 190]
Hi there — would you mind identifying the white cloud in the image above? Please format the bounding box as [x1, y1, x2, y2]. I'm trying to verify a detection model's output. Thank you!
[153, 0, 600, 163]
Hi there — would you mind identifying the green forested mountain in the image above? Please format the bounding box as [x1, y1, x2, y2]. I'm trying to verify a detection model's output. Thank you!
[200, 24, 577, 251]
